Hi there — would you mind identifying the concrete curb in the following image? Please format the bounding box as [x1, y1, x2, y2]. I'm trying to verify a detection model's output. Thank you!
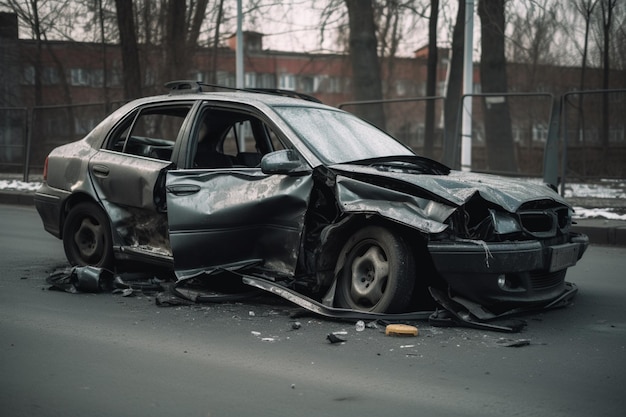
[571, 219, 626, 247]
[1, 190, 624, 247]
[0, 191, 35, 206]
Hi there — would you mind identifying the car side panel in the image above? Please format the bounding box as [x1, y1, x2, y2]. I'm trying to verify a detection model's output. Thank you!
[166, 169, 312, 277]
[88, 150, 172, 254]
[88, 150, 171, 210]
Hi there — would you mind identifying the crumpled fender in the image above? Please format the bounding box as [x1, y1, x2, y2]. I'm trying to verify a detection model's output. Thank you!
[334, 175, 455, 234]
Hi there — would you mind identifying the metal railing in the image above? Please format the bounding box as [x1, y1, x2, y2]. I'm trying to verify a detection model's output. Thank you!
[1, 91, 624, 193]
[0, 102, 123, 181]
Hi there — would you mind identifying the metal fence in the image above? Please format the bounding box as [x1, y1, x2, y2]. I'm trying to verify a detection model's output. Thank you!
[0, 107, 28, 178]
[1, 92, 624, 190]
[339, 96, 447, 160]
[0, 102, 123, 181]
[339, 90, 625, 196]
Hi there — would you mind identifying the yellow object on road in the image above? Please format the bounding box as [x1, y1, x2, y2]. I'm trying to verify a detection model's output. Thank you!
[385, 324, 418, 336]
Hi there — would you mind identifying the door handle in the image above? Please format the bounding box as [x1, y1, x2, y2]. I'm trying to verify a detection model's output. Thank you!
[166, 184, 201, 196]
[92, 164, 110, 177]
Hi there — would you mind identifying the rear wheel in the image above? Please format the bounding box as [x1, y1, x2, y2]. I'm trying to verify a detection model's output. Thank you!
[63, 202, 113, 270]
[335, 226, 415, 313]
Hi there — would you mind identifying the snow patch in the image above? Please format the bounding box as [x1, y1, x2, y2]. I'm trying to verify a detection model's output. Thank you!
[0, 180, 42, 192]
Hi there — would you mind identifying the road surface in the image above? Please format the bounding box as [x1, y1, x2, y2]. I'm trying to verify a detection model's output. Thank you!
[1, 204, 625, 417]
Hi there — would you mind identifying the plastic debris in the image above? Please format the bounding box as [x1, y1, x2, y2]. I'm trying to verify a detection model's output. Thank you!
[355, 320, 365, 332]
[326, 333, 346, 344]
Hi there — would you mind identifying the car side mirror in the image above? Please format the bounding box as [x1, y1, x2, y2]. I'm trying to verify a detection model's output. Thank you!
[261, 149, 309, 175]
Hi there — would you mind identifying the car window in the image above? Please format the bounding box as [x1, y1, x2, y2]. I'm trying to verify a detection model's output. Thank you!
[274, 106, 413, 164]
[106, 105, 191, 162]
[192, 108, 285, 169]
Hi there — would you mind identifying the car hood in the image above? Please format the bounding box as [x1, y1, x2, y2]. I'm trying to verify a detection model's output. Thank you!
[329, 164, 569, 213]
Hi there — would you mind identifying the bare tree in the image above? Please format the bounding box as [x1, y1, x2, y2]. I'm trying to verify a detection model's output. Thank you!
[345, 0, 386, 129]
[442, 0, 465, 168]
[600, 0, 617, 151]
[571, 0, 599, 176]
[478, 0, 517, 172]
[423, 0, 438, 159]
[166, 0, 208, 82]
[114, 0, 142, 99]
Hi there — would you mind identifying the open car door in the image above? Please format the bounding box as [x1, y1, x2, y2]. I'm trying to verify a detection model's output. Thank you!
[89, 102, 193, 263]
[165, 167, 313, 278]
[165, 105, 313, 279]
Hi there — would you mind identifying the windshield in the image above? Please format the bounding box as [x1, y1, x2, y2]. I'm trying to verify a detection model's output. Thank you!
[274, 106, 414, 164]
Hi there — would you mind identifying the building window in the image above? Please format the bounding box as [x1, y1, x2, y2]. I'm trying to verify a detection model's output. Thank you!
[22, 66, 35, 85]
[42, 67, 59, 85]
[258, 73, 275, 89]
[299, 76, 314, 93]
[217, 71, 235, 87]
[71, 68, 89, 86]
[328, 77, 342, 93]
[144, 68, 156, 87]
[396, 80, 408, 96]
[75, 117, 99, 135]
[91, 69, 104, 87]
[279, 73, 295, 90]
[609, 126, 625, 143]
[532, 123, 548, 142]
[245, 72, 257, 88]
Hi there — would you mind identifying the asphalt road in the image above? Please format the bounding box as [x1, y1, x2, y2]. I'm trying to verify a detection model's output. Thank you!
[1, 204, 625, 417]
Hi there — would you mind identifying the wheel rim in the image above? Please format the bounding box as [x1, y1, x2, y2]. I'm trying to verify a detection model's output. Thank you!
[348, 244, 389, 308]
[73, 216, 104, 263]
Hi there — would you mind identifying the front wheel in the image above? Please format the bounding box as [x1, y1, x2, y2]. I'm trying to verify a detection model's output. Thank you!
[334, 226, 415, 313]
[62, 202, 114, 270]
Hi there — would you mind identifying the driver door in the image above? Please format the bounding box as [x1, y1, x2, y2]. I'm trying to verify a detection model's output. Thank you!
[165, 106, 313, 278]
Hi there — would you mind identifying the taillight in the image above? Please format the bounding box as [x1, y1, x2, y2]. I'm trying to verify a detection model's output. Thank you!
[43, 156, 49, 181]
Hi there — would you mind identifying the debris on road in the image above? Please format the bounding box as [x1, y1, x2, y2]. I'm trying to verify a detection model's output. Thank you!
[497, 338, 532, 348]
[327, 333, 346, 344]
[44, 265, 575, 334]
[385, 324, 419, 336]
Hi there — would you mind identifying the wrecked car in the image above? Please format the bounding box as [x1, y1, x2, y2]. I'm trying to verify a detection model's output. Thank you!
[35, 81, 588, 315]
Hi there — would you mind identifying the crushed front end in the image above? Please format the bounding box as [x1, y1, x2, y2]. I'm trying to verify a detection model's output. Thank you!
[428, 195, 589, 308]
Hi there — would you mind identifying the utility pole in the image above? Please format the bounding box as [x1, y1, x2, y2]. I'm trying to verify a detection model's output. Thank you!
[461, 0, 474, 171]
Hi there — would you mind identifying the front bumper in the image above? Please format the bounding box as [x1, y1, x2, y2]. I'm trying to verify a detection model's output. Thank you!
[427, 233, 589, 305]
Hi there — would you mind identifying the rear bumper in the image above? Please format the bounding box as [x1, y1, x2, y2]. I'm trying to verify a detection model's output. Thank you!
[427, 233, 589, 305]
[34, 183, 70, 239]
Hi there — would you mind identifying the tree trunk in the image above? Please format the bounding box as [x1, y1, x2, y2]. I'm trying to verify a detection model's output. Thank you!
[442, 0, 465, 168]
[600, 0, 616, 162]
[345, 0, 386, 130]
[478, 0, 517, 173]
[210, 0, 225, 84]
[164, 0, 187, 82]
[423, 0, 439, 159]
[114, 0, 142, 99]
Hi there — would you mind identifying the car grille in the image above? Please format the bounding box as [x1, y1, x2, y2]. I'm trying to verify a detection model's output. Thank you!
[529, 269, 566, 290]
[519, 207, 570, 238]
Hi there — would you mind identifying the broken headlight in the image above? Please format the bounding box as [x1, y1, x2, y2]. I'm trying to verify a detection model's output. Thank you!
[490, 210, 522, 235]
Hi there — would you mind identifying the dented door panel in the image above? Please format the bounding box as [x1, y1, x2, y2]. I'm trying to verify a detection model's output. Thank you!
[89, 150, 170, 210]
[88, 150, 172, 252]
[166, 169, 313, 277]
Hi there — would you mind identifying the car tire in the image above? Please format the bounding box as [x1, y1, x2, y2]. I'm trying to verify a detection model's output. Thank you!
[335, 226, 415, 313]
[63, 202, 114, 270]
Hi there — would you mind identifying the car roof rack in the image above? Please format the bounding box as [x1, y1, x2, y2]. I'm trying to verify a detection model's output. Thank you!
[164, 80, 322, 103]
[164, 80, 204, 94]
